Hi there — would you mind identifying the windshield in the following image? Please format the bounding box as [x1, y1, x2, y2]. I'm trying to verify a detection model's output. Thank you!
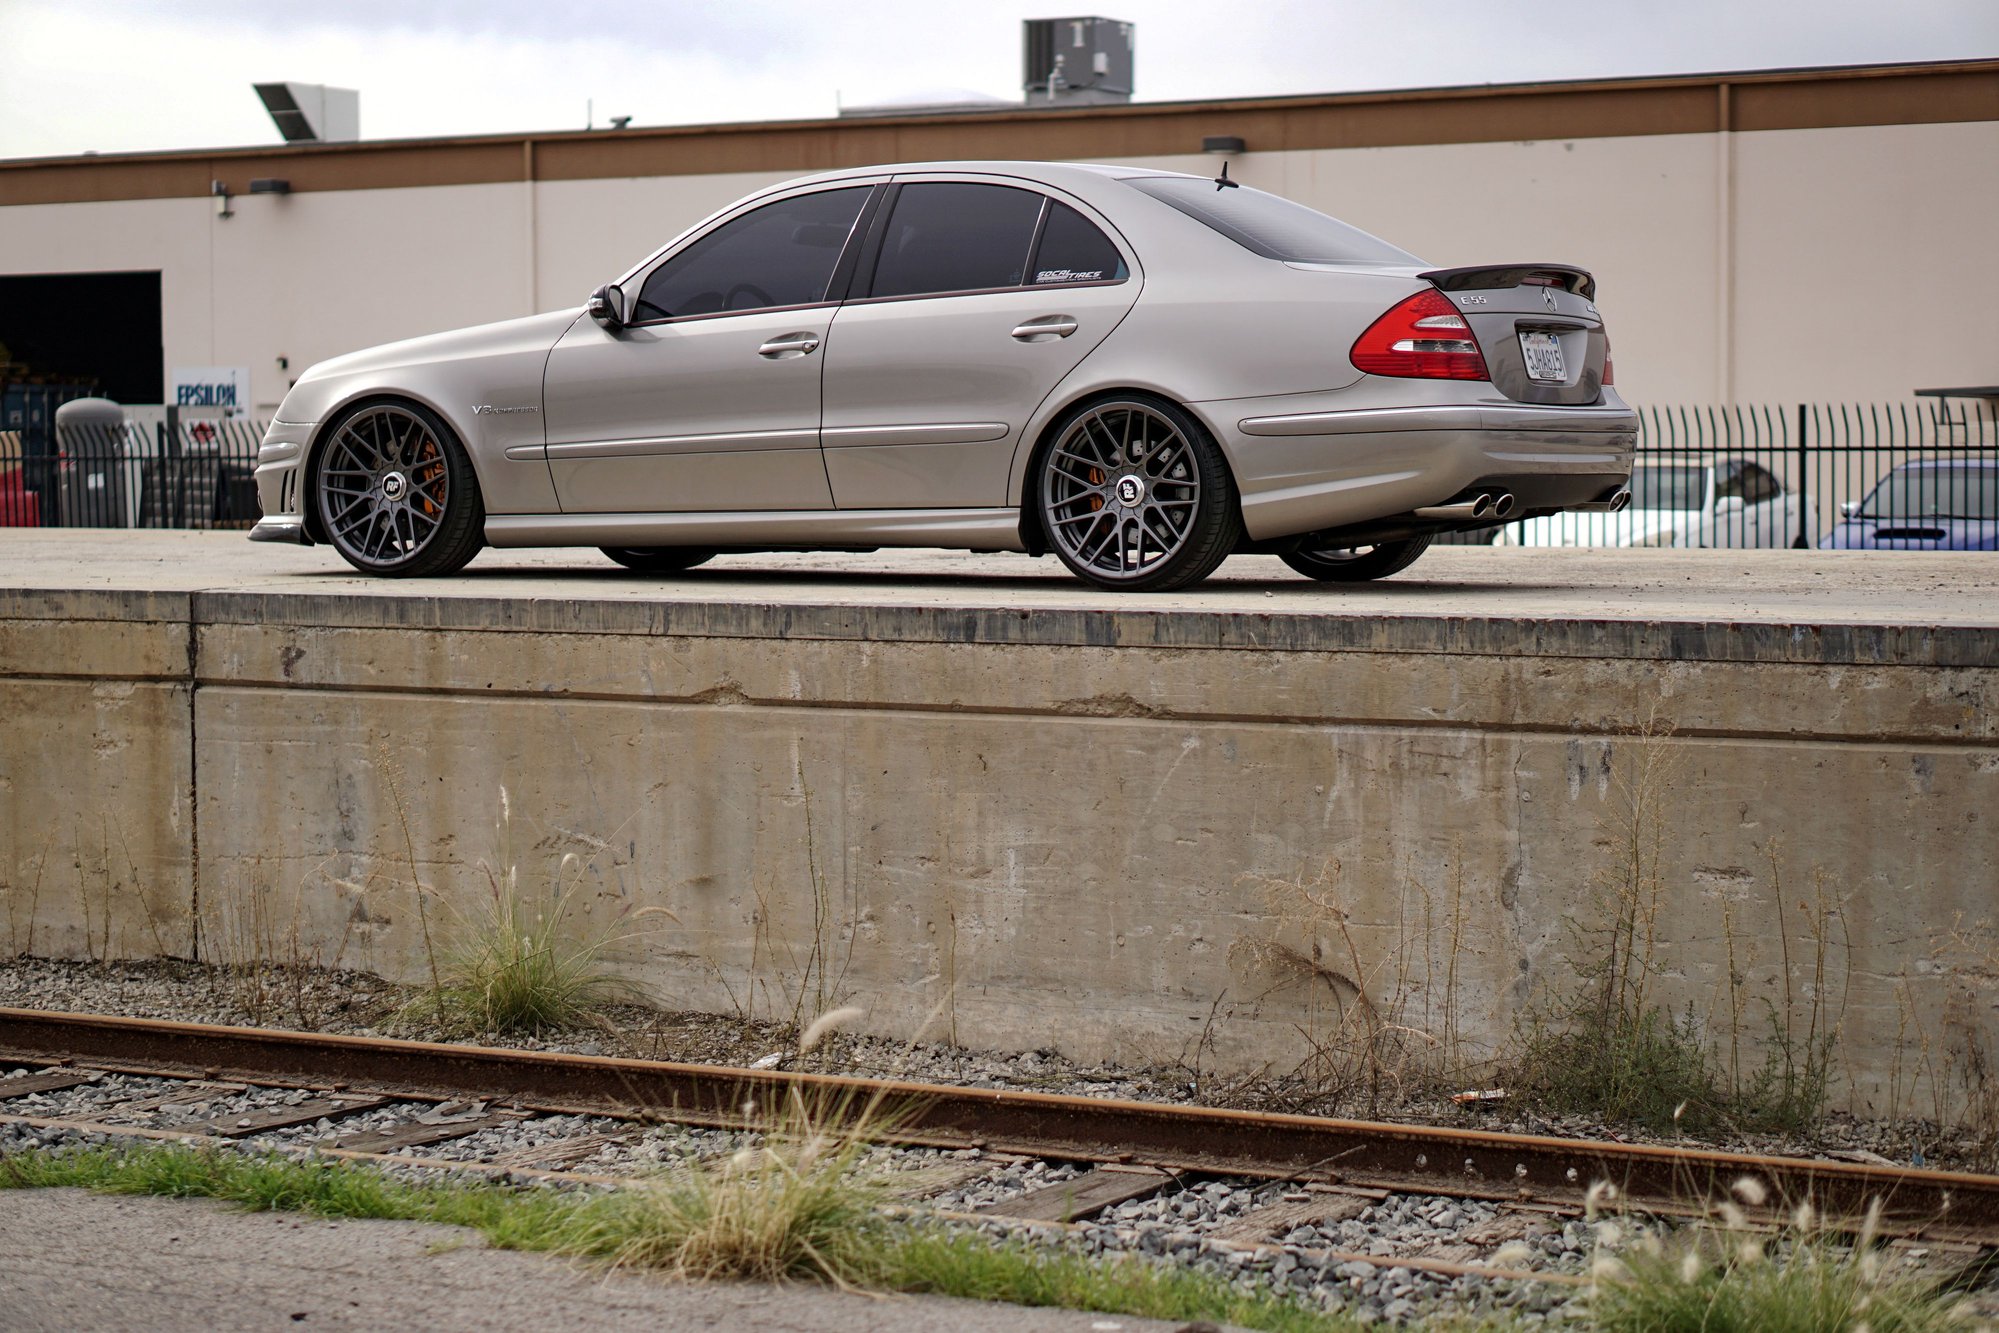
[1628, 464, 1708, 511]
[1123, 177, 1421, 265]
[1860, 466, 1999, 520]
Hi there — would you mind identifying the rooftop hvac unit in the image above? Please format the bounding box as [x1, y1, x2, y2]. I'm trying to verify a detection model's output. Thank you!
[253, 83, 360, 143]
[1023, 17, 1133, 106]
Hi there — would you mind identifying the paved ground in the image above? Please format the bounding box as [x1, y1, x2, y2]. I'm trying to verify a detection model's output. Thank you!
[1, 529, 1995, 626]
[0, 1189, 1199, 1333]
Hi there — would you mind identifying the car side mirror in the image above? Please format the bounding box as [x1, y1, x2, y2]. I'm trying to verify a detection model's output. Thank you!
[1714, 495, 1746, 514]
[587, 284, 626, 332]
[1840, 499, 1861, 518]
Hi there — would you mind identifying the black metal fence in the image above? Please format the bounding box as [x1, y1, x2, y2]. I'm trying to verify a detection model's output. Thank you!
[1443, 401, 1999, 548]
[5, 401, 1997, 544]
[0, 417, 264, 530]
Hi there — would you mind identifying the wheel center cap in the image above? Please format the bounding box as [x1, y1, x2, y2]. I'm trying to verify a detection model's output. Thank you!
[380, 472, 408, 501]
[1114, 474, 1145, 507]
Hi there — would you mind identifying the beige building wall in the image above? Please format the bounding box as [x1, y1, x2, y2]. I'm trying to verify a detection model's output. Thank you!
[1, 119, 1994, 413]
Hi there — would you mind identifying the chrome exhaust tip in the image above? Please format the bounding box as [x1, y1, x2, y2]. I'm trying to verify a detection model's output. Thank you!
[1412, 493, 1495, 522]
[1492, 492, 1517, 519]
[1573, 488, 1634, 514]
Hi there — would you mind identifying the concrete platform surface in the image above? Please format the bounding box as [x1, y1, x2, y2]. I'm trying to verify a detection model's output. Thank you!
[2, 529, 1996, 628]
[0, 1188, 1195, 1333]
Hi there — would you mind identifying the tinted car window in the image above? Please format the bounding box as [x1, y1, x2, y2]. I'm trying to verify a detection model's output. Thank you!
[634, 187, 870, 321]
[1864, 466, 1999, 519]
[1031, 202, 1127, 284]
[870, 183, 1044, 298]
[1125, 176, 1421, 265]
[1629, 464, 1707, 510]
[1738, 464, 1781, 505]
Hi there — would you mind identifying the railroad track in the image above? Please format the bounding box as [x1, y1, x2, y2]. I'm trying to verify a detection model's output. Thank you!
[4, 1007, 1998, 1293]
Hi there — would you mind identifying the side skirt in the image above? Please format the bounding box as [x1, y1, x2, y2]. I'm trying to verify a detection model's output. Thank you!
[485, 508, 1027, 552]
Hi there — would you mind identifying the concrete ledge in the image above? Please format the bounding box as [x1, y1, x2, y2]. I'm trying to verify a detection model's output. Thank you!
[6, 583, 1995, 667]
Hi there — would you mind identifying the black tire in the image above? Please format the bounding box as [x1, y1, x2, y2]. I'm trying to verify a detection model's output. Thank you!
[1280, 534, 1433, 583]
[1035, 395, 1241, 593]
[600, 547, 716, 573]
[313, 399, 483, 577]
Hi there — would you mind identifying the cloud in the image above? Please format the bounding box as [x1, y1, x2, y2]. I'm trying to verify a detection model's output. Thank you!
[1, 0, 1992, 158]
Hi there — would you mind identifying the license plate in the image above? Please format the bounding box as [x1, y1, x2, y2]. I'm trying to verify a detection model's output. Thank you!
[1519, 331, 1566, 382]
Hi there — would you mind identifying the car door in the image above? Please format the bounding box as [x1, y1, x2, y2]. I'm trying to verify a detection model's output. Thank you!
[1709, 459, 1786, 548]
[1738, 461, 1794, 546]
[818, 178, 1140, 509]
[542, 184, 877, 513]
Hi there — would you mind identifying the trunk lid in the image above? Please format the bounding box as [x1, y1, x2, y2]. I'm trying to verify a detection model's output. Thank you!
[1421, 264, 1608, 406]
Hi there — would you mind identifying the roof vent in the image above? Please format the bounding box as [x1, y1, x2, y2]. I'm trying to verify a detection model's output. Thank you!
[1023, 17, 1133, 107]
[253, 83, 359, 143]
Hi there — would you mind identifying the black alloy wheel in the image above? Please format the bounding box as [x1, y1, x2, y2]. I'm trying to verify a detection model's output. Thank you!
[314, 400, 484, 576]
[1037, 395, 1240, 592]
[600, 547, 717, 573]
[1280, 534, 1433, 582]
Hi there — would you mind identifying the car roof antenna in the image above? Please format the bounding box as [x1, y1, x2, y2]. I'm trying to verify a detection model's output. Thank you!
[1214, 160, 1239, 191]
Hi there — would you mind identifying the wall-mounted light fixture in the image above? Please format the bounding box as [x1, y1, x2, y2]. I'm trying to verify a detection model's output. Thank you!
[1201, 135, 1246, 154]
[249, 178, 292, 195]
[212, 180, 233, 219]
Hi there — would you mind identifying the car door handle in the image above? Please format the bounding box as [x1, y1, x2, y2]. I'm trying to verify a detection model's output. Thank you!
[1011, 317, 1078, 342]
[758, 334, 820, 357]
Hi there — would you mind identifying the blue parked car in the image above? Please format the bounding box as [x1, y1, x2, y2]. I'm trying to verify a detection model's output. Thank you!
[1821, 460, 1998, 551]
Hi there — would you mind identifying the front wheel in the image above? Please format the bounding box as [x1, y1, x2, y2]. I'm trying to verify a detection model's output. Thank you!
[1036, 396, 1241, 592]
[314, 400, 483, 577]
[1280, 534, 1432, 583]
[600, 547, 716, 573]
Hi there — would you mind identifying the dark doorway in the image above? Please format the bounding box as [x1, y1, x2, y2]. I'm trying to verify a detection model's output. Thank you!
[0, 271, 164, 404]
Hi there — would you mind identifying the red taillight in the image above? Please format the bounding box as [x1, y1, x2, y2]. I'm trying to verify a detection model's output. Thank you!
[1349, 287, 1489, 381]
[1603, 340, 1615, 386]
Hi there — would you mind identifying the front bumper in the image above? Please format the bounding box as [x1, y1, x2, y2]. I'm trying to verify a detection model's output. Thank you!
[1209, 400, 1637, 542]
[249, 420, 317, 545]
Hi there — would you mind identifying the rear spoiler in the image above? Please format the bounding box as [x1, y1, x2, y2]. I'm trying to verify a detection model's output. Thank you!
[1420, 264, 1595, 301]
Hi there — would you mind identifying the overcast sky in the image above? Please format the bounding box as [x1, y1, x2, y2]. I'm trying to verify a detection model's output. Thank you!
[1, 0, 1994, 159]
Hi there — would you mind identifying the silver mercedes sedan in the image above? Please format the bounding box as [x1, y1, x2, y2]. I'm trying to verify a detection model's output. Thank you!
[252, 160, 1636, 591]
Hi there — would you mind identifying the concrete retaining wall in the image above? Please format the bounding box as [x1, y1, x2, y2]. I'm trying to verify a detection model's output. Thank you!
[4, 578, 1996, 1116]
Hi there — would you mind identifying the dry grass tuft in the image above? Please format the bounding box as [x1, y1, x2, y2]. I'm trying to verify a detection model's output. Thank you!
[549, 1084, 901, 1286]
[398, 789, 663, 1037]
[1587, 1191, 1966, 1333]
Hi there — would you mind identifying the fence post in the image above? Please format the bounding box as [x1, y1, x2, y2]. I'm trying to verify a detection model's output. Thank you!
[1796, 403, 1809, 548]
[163, 404, 183, 529]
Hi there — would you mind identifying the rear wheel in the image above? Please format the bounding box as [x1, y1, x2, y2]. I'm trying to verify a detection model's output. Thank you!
[1036, 396, 1240, 592]
[600, 547, 716, 573]
[314, 400, 483, 577]
[1280, 534, 1433, 583]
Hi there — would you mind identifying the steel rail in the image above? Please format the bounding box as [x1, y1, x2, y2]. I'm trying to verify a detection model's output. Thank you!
[5, 1008, 1997, 1241]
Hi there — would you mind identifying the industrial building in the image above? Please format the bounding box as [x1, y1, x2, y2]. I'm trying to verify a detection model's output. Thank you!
[0, 50, 1994, 427]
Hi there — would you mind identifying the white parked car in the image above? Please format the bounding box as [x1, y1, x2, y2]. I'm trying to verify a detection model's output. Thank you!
[1495, 456, 1815, 548]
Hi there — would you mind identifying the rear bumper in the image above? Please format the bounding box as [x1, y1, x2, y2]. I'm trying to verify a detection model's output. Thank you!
[1210, 400, 1637, 541]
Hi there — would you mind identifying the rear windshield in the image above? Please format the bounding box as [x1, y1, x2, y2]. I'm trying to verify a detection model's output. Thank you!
[1124, 176, 1421, 265]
